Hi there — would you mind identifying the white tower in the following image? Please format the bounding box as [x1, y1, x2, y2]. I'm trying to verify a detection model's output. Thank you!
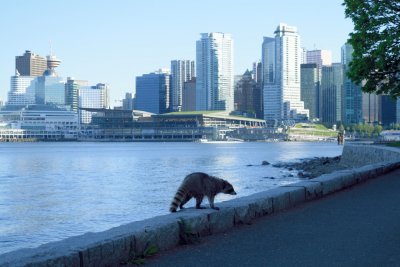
[196, 32, 234, 112]
[263, 23, 309, 121]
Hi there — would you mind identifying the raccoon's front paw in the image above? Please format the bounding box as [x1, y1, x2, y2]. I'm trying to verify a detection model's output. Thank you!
[212, 207, 220, 211]
[196, 206, 206, 209]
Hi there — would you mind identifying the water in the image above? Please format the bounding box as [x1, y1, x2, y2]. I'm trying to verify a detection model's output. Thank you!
[0, 142, 342, 255]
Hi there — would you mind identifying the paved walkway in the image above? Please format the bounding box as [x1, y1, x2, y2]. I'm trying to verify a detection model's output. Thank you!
[146, 168, 400, 267]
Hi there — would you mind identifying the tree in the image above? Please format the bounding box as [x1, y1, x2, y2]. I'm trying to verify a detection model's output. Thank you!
[343, 0, 400, 97]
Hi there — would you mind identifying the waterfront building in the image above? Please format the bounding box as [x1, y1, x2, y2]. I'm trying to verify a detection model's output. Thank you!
[182, 77, 196, 111]
[0, 105, 79, 141]
[300, 63, 320, 120]
[79, 83, 110, 124]
[7, 72, 36, 106]
[234, 70, 261, 118]
[83, 109, 266, 141]
[0, 99, 3, 108]
[16, 50, 47, 77]
[262, 23, 309, 122]
[135, 71, 170, 114]
[65, 78, 88, 112]
[342, 43, 363, 124]
[362, 93, 381, 124]
[196, 32, 234, 112]
[321, 63, 343, 125]
[306, 50, 332, 68]
[170, 60, 195, 112]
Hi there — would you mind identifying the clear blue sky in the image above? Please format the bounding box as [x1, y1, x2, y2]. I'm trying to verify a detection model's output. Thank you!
[0, 0, 353, 106]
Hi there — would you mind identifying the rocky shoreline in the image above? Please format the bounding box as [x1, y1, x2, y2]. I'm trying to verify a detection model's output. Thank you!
[271, 156, 352, 179]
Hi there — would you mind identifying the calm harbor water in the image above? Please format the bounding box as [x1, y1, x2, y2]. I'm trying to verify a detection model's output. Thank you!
[0, 142, 342, 255]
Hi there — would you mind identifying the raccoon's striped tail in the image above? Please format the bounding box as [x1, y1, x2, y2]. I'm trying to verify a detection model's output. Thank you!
[170, 188, 186, 212]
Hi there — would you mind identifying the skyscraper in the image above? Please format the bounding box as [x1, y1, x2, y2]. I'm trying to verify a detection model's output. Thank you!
[381, 96, 400, 126]
[342, 43, 363, 124]
[300, 63, 320, 120]
[16, 50, 47, 77]
[65, 78, 88, 112]
[306, 50, 332, 68]
[135, 71, 171, 114]
[196, 32, 234, 112]
[7, 72, 36, 106]
[362, 93, 381, 124]
[262, 23, 309, 122]
[35, 53, 65, 106]
[170, 60, 195, 112]
[79, 83, 110, 124]
[321, 63, 343, 124]
[182, 77, 196, 111]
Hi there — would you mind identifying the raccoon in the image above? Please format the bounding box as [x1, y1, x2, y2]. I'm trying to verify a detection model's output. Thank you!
[170, 172, 237, 212]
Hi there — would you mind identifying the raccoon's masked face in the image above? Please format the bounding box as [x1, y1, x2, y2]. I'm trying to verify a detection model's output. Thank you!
[222, 181, 237, 195]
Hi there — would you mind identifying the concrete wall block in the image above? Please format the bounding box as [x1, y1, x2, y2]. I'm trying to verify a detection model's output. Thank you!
[287, 186, 306, 205]
[313, 174, 344, 195]
[110, 237, 131, 264]
[331, 170, 358, 188]
[134, 221, 180, 256]
[252, 197, 273, 217]
[233, 204, 253, 225]
[208, 208, 235, 234]
[290, 181, 323, 200]
[85, 243, 103, 267]
[177, 211, 211, 237]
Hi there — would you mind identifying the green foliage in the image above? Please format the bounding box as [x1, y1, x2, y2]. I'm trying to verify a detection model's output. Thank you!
[387, 141, 400, 147]
[346, 122, 383, 137]
[178, 218, 200, 245]
[343, 0, 400, 97]
[127, 245, 159, 266]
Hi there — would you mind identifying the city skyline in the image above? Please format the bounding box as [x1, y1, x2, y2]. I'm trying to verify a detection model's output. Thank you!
[0, 0, 353, 106]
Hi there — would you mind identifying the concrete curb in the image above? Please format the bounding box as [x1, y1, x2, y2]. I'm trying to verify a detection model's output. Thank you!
[1, 145, 400, 267]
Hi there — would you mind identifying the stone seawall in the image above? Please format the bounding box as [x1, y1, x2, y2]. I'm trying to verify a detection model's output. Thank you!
[1, 143, 399, 267]
[341, 143, 400, 165]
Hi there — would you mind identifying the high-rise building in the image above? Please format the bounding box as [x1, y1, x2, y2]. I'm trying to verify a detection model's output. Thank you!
[35, 53, 65, 106]
[16, 50, 47, 77]
[300, 63, 320, 120]
[342, 43, 363, 124]
[79, 83, 110, 124]
[170, 60, 195, 112]
[7, 70, 36, 106]
[306, 50, 332, 68]
[381, 96, 400, 126]
[182, 77, 196, 111]
[122, 92, 134, 110]
[362, 93, 381, 124]
[196, 32, 234, 112]
[234, 70, 262, 118]
[321, 63, 343, 124]
[262, 23, 309, 122]
[65, 78, 88, 112]
[135, 71, 171, 114]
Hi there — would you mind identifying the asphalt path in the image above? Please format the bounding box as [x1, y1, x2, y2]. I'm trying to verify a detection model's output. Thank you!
[145, 168, 400, 267]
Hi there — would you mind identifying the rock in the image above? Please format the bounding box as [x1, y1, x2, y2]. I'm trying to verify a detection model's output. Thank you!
[261, 161, 270, 165]
[246, 164, 253, 167]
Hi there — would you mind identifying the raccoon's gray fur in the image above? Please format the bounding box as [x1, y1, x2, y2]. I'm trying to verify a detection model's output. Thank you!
[170, 172, 237, 212]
